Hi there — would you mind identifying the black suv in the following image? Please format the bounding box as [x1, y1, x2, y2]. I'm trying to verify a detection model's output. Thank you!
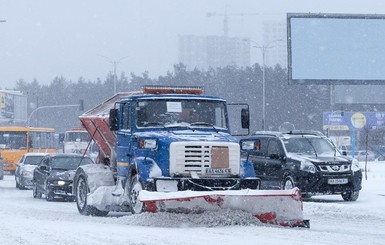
[240, 130, 362, 201]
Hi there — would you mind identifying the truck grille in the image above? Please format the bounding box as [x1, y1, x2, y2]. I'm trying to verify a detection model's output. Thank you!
[169, 142, 240, 176]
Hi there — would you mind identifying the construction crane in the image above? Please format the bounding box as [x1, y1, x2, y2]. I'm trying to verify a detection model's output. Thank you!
[207, 7, 261, 37]
[207, 7, 283, 37]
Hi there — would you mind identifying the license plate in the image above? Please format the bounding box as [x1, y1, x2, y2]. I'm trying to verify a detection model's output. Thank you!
[205, 168, 231, 174]
[328, 178, 348, 185]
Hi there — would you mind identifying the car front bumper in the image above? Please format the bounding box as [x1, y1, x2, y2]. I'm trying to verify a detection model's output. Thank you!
[296, 170, 362, 195]
[47, 183, 74, 198]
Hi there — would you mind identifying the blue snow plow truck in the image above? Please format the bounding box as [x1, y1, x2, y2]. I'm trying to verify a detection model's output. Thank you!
[73, 86, 309, 228]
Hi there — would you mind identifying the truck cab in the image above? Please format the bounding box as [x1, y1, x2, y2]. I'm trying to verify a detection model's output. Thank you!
[74, 86, 259, 215]
[109, 87, 257, 192]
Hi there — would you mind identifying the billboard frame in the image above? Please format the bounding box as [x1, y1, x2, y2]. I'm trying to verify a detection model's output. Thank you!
[287, 12, 385, 85]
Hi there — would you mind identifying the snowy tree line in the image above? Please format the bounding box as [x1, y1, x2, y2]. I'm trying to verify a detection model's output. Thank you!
[13, 63, 331, 133]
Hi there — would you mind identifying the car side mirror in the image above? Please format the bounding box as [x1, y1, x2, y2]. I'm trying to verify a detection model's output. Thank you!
[40, 165, 48, 171]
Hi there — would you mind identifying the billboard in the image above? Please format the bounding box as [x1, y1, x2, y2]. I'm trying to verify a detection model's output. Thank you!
[323, 111, 385, 131]
[0, 90, 27, 123]
[287, 13, 385, 85]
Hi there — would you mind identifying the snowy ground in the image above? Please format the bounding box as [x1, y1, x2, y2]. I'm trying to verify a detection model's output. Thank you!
[1, 161, 385, 245]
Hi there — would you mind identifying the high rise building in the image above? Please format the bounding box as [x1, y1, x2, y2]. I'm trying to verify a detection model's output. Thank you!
[263, 21, 287, 68]
[178, 35, 250, 71]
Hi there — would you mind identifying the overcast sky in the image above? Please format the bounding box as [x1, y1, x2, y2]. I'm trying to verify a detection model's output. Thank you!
[1, 0, 385, 89]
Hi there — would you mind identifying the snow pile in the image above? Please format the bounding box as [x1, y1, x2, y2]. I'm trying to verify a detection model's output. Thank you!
[111, 209, 262, 227]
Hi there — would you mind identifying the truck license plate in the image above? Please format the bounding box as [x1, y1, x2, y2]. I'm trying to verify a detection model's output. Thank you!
[328, 178, 348, 185]
[205, 168, 231, 174]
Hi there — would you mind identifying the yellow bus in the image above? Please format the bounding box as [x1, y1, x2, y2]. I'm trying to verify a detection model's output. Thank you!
[0, 126, 58, 173]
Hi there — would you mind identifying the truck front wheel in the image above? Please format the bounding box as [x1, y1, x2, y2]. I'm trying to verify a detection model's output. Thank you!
[129, 175, 146, 214]
[75, 171, 109, 216]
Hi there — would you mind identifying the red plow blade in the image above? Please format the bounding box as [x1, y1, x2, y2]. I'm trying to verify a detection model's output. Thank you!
[139, 188, 310, 228]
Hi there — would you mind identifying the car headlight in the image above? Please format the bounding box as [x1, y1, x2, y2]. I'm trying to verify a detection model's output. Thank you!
[22, 171, 33, 178]
[351, 158, 361, 172]
[300, 160, 316, 173]
[57, 180, 66, 186]
[139, 138, 157, 149]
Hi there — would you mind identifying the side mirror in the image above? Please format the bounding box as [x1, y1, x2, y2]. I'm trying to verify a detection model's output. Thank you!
[109, 109, 119, 131]
[40, 165, 48, 171]
[241, 108, 250, 129]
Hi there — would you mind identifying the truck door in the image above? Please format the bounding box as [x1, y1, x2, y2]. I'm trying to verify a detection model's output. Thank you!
[116, 102, 133, 167]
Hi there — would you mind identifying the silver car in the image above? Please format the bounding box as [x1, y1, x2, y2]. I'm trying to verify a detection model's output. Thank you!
[15, 153, 48, 189]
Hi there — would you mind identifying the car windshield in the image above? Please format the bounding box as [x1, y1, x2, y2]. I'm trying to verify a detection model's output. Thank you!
[50, 156, 93, 170]
[283, 137, 335, 155]
[135, 99, 227, 129]
[24, 156, 45, 165]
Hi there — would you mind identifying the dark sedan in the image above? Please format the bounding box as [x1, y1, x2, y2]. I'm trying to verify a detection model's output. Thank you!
[32, 153, 94, 201]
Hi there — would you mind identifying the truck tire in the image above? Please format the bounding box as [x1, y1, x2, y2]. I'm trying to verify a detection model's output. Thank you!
[75, 171, 109, 216]
[129, 175, 146, 214]
[341, 190, 360, 201]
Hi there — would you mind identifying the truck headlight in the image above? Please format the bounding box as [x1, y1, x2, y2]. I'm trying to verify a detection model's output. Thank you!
[139, 139, 157, 149]
[300, 160, 316, 173]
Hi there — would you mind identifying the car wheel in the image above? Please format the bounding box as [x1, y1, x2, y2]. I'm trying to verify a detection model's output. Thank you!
[33, 183, 42, 198]
[282, 176, 295, 190]
[128, 175, 146, 214]
[341, 191, 360, 201]
[18, 179, 25, 190]
[75, 171, 109, 216]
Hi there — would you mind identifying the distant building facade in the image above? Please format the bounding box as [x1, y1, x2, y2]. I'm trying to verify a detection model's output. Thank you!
[178, 35, 250, 71]
[262, 21, 287, 68]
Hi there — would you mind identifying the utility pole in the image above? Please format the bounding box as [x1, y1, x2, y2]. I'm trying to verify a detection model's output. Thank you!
[98, 55, 129, 95]
[27, 102, 83, 127]
[245, 38, 282, 130]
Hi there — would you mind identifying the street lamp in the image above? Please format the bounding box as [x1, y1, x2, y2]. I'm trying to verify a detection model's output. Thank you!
[98, 55, 129, 95]
[245, 38, 282, 130]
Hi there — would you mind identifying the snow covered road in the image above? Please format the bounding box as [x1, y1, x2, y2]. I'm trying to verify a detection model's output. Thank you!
[1, 162, 385, 245]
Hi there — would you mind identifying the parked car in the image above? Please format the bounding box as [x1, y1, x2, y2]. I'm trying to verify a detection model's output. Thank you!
[0, 152, 4, 180]
[32, 153, 94, 201]
[354, 150, 376, 161]
[344, 150, 376, 161]
[15, 153, 49, 189]
[240, 130, 363, 201]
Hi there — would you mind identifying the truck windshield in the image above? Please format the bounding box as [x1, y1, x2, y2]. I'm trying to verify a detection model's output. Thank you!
[135, 99, 228, 129]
